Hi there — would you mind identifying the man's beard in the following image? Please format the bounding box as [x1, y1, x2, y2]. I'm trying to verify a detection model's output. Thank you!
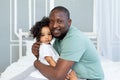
[52, 32, 67, 40]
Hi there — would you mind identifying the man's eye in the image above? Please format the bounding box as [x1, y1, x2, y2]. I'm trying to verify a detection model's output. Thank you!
[57, 20, 62, 24]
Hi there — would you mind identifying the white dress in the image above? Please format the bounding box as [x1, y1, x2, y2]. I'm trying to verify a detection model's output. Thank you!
[24, 43, 59, 80]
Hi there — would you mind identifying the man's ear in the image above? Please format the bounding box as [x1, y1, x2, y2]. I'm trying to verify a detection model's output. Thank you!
[68, 19, 72, 26]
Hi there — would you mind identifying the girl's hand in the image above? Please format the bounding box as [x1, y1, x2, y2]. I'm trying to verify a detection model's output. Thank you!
[66, 71, 78, 80]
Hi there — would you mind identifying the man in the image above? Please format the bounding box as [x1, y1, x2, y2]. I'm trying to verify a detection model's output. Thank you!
[32, 6, 104, 80]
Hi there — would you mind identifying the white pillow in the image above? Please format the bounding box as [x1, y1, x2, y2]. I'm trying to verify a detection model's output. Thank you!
[25, 40, 35, 56]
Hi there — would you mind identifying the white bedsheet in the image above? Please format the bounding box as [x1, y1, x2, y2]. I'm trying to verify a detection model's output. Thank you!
[0, 55, 36, 80]
[100, 57, 120, 80]
[0, 55, 120, 80]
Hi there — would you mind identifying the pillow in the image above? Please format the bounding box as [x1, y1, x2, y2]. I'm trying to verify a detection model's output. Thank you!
[25, 40, 35, 56]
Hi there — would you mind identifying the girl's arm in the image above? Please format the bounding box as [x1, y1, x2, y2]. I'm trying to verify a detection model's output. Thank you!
[45, 56, 56, 67]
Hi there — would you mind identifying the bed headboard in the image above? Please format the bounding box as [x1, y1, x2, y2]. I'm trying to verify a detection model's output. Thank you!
[18, 29, 33, 59]
[18, 29, 98, 59]
[84, 32, 98, 49]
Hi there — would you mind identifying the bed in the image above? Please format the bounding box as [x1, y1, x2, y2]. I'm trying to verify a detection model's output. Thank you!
[0, 30, 120, 80]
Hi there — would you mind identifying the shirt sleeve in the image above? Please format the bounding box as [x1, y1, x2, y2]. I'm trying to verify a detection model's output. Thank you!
[39, 43, 59, 63]
[39, 44, 53, 59]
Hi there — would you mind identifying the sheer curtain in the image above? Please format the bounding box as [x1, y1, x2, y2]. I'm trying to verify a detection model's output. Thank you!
[94, 0, 120, 61]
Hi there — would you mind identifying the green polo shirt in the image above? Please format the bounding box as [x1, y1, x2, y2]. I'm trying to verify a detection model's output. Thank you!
[53, 26, 104, 79]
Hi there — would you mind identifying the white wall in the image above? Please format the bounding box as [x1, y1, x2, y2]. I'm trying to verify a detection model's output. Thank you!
[0, 0, 10, 73]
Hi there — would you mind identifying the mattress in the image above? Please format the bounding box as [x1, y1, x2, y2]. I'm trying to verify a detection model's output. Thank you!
[0, 55, 120, 80]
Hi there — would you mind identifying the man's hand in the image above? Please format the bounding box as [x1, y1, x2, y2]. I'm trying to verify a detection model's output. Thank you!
[32, 42, 40, 59]
[34, 59, 40, 68]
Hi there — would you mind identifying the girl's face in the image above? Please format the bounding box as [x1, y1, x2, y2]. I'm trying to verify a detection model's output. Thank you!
[40, 26, 52, 44]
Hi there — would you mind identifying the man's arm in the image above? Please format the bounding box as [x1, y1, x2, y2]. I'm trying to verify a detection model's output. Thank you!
[32, 42, 74, 80]
[34, 58, 74, 80]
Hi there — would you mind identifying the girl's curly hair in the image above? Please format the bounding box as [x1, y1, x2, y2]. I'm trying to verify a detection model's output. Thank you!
[30, 17, 50, 41]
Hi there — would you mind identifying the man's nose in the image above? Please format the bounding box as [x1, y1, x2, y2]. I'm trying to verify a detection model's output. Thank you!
[53, 22, 58, 28]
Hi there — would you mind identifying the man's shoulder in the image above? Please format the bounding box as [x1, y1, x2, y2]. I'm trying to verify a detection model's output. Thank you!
[68, 26, 82, 36]
[64, 26, 82, 39]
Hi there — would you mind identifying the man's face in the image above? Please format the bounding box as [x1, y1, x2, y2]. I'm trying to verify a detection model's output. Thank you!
[49, 10, 71, 39]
